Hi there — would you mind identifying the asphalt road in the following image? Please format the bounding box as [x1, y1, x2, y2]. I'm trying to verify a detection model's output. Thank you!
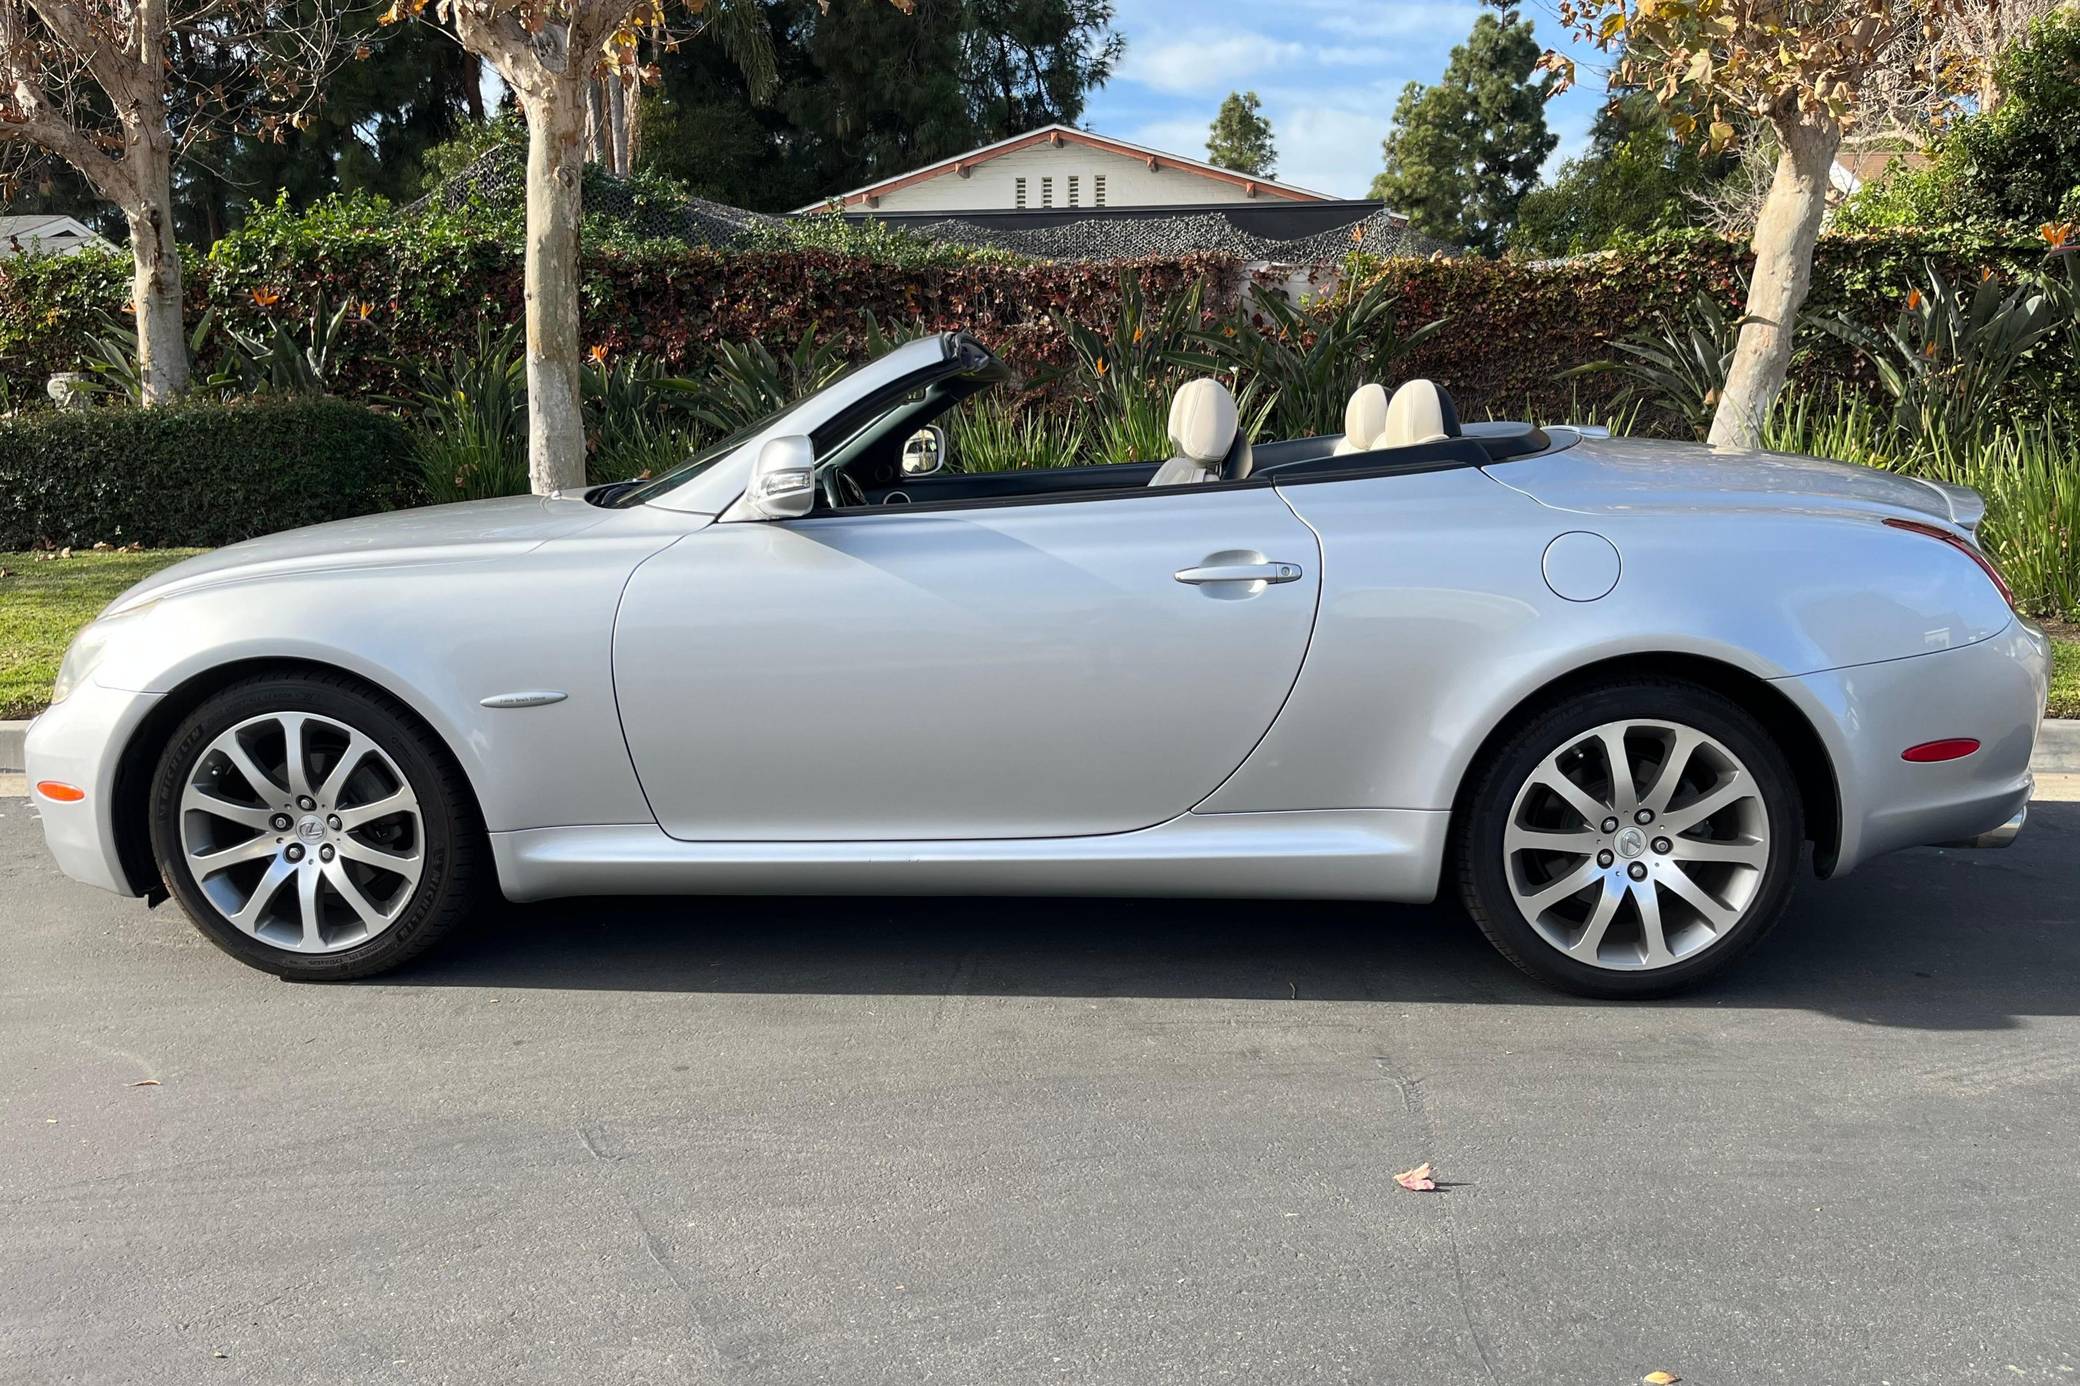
[3, 798, 2077, 1386]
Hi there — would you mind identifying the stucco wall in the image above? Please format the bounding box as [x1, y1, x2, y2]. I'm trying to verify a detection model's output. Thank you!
[870, 143, 1287, 213]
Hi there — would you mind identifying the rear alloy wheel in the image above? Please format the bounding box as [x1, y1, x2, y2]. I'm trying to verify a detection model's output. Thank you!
[1458, 681, 1803, 997]
[149, 674, 480, 979]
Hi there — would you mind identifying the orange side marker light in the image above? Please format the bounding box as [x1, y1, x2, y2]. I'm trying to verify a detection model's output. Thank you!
[34, 781, 86, 803]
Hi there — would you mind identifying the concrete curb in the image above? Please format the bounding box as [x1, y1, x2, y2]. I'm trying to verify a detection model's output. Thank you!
[8, 714, 2080, 775]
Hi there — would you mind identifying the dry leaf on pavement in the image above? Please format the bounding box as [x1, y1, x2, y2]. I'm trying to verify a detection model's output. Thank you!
[1643, 1372, 1681, 1384]
[1394, 1162, 1437, 1192]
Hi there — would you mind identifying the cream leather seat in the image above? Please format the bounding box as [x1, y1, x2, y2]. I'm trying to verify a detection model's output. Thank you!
[1333, 383, 1389, 455]
[1148, 378, 1253, 485]
[1380, 378, 1462, 447]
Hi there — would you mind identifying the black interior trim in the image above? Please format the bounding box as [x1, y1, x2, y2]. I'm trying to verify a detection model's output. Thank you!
[792, 470, 1278, 521]
[1264, 437, 1493, 484]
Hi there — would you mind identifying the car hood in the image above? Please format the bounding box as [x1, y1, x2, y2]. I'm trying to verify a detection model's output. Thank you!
[108, 493, 612, 614]
[1485, 435, 1966, 527]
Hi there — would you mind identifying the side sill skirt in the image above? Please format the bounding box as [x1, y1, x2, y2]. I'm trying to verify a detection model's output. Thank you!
[489, 809, 1451, 904]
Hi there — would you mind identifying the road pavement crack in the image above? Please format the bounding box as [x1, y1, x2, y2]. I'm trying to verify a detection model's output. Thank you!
[1374, 1055, 1501, 1386]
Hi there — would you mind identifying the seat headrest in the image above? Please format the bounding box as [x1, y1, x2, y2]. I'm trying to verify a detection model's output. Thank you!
[1335, 382, 1389, 455]
[1167, 378, 1239, 465]
[1380, 379, 1462, 448]
[1346, 383, 1389, 444]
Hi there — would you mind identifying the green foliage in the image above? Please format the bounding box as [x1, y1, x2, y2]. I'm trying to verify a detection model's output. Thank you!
[948, 393, 1086, 471]
[582, 350, 699, 484]
[1512, 97, 1734, 255]
[1830, 159, 1956, 234]
[219, 294, 358, 396]
[386, 322, 528, 504]
[1206, 91, 1276, 177]
[640, 0, 1121, 213]
[663, 332, 853, 438]
[1183, 278, 1445, 440]
[1834, 13, 2080, 238]
[1561, 290, 1743, 439]
[1948, 12, 2080, 234]
[0, 399, 417, 550]
[413, 111, 528, 199]
[1815, 261, 2061, 448]
[1370, 13, 1557, 255]
[1040, 269, 1211, 460]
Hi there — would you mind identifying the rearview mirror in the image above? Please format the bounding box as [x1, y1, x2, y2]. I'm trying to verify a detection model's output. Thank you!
[901, 425, 946, 476]
[744, 435, 816, 520]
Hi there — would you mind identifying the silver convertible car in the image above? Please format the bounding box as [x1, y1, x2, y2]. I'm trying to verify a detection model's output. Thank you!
[26, 333, 2049, 995]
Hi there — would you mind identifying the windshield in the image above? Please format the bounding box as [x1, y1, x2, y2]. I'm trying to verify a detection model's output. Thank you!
[602, 352, 900, 509]
[602, 405, 794, 509]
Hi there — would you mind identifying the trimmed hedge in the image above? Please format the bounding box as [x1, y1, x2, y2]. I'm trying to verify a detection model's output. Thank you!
[0, 207, 2059, 438]
[0, 210, 1239, 406]
[1350, 228, 2063, 426]
[0, 397, 419, 549]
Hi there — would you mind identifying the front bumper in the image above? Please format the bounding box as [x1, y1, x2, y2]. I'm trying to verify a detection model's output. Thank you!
[1775, 619, 2049, 875]
[22, 679, 164, 897]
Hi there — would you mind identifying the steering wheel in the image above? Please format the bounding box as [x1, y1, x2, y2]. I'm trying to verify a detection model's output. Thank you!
[818, 465, 867, 511]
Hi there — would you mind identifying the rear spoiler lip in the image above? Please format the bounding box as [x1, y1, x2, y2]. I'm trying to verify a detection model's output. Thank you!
[1913, 477, 1986, 537]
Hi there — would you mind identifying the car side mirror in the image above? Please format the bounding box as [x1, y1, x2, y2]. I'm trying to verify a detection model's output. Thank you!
[901, 425, 947, 476]
[744, 435, 816, 520]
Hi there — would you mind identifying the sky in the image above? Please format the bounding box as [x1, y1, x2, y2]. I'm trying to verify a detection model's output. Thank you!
[1078, 0, 1608, 199]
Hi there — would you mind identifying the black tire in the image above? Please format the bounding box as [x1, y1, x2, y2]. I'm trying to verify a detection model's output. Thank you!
[1456, 678, 1804, 998]
[148, 671, 482, 980]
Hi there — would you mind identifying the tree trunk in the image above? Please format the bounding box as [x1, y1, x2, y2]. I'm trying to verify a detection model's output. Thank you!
[125, 136, 188, 405]
[585, 78, 608, 164]
[522, 89, 589, 494]
[608, 74, 630, 175]
[1707, 111, 1839, 451]
[463, 52, 487, 123]
[625, 72, 644, 172]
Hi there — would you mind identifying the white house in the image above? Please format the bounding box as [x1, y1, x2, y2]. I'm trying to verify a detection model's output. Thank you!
[0, 213, 113, 258]
[797, 124, 1332, 215]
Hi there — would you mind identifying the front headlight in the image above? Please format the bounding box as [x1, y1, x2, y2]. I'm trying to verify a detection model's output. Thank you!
[49, 600, 158, 705]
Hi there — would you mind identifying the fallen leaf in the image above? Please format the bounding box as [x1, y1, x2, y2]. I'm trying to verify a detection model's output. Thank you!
[1394, 1162, 1437, 1192]
[1644, 1372, 1681, 1384]
[129, 1079, 160, 1087]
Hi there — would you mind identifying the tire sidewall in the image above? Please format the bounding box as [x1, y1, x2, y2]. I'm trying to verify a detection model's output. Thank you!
[148, 676, 466, 980]
[1462, 681, 1804, 998]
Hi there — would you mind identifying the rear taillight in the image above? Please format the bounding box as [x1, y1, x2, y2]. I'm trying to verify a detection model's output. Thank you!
[1883, 516, 2015, 609]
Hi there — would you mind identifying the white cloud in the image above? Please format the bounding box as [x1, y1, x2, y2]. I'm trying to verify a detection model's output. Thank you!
[1273, 106, 1392, 200]
[1288, 0, 1483, 41]
[1123, 115, 1219, 164]
[1115, 30, 1308, 95]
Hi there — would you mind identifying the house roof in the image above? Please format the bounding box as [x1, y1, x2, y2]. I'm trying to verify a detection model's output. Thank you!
[794, 124, 1332, 214]
[0, 213, 112, 256]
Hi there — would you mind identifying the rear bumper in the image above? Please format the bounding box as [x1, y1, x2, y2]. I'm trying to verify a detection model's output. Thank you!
[1775, 619, 2048, 874]
[22, 679, 163, 897]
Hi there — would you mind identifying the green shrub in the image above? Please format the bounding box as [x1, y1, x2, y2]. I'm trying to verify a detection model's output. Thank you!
[1560, 289, 1742, 439]
[0, 397, 419, 549]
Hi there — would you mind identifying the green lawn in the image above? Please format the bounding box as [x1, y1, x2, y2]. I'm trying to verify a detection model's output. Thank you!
[1, 546, 2077, 724]
[0, 549, 202, 720]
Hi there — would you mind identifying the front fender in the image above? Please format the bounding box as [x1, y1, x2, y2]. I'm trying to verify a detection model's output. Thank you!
[87, 532, 680, 833]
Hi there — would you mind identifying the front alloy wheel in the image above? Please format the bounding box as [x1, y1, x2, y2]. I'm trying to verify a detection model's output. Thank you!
[1459, 681, 1802, 997]
[177, 712, 425, 953]
[150, 673, 480, 979]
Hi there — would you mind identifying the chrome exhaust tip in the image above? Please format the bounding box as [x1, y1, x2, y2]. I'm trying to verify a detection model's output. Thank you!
[1941, 806, 2027, 850]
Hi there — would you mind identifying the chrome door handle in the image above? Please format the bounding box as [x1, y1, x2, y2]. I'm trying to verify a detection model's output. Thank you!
[1173, 560, 1304, 585]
